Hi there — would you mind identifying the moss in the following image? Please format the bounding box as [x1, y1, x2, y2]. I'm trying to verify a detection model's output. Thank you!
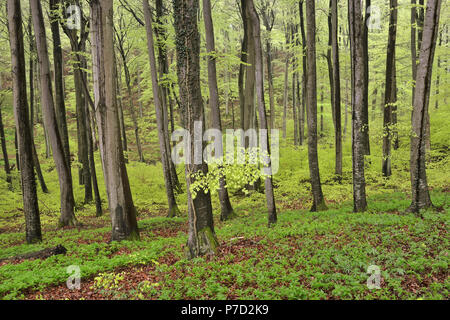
[185, 226, 219, 259]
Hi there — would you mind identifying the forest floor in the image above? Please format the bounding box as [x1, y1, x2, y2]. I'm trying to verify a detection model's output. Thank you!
[0, 188, 448, 300]
[0, 105, 449, 300]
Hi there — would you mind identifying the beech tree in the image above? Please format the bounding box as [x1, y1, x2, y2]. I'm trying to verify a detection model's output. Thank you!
[331, 0, 342, 177]
[173, 0, 218, 258]
[202, 0, 235, 221]
[407, 0, 442, 214]
[305, 0, 327, 212]
[247, 0, 277, 225]
[382, 0, 398, 177]
[348, 0, 368, 212]
[142, 0, 180, 218]
[30, 0, 77, 226]
[7, 0, 42, 243]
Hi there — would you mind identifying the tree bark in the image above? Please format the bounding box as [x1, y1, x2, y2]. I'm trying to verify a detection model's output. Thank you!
[362, 0, 371, 155]
[305, 0, 327, 212]
[0, 103, 12, 189]
[248, 0, 277, 226]
[154, 0, 181, 192]
[382, 0, 398, 178]
[348, 0, 368, 212]
[143, 0, 180, 218]
[95, 0, 140, 241]
[173, 0, 218, 258]
[299, 0, 307, 146]
[331, 0, 342, 177]
[407, 0, 442, 214]
[202, 0, 235, 220]
[8, 0, 42, 243]
[49, 0, 71, 171]
[30, 0, 77, 227]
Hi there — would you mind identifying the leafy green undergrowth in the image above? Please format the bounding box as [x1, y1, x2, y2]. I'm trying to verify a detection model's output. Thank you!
[0, 191, 448, 300]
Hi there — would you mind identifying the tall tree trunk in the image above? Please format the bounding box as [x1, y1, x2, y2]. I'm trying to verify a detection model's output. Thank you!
[122, 60, 144, 163]
[411, 0, 417, 106]
[343, 78, 349, 138]
[305, 0, 327, 212]
[382, 0, 398, 178]
[248, 0, 277, 226]
[96, 0, 139, 241]
[292, 29, 298, 146]
[407, 0, 442, 214]
[242, 0, 256, 136]
[331, 0, 342, 177]
[30, 0, 77, 227]
[261, 1, 275, 129]
[49, 0, 71, 170]
[8, 0, 42, 243]
[299, 0, 307, 146]
[282, 25, 289, 139]
[362, 0, 371, 155]
[348, 0, 368, 212]
[0, 104, 12, 189]
[60, 1, 91, 203]
[84, 91, 103, 217]
[28, 17, 48, 193]
[116, 61, 128, 162]
[154, 0, 181, 192]
[202, 0, 235, 220]
[143, 0, 180, 218]
[173, 0, 218, 258]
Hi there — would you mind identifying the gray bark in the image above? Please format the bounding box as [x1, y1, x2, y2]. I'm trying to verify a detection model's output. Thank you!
[8, 0, 42, 243]
[305, 0, 327, 212]
[30, 0, 77, 227]
[407, 0, 442, 213]
[143, 0, 180, 218]
[202, 0, 235, 220]
[173, 0, 218, 258]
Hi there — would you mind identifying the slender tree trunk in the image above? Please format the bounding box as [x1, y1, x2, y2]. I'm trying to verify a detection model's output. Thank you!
[0, 104, 12, 189]
[49, 0, 71, 170]
[154, 0, 181, 192]
[14, 129, 19, 170]
[407, 0, 442, 214]
[305, 0, 327, 212]
[343, 78, 349, 138]
[282, 26, 289, 139]
[30, 0, 77, 227]
[173, 0, 218, 258]
[116, 62, 128, 162]
[411, 0, 417, 106]
[28, 17, 48, 193]
[84, 92, 103, 217]
[248, 0, 277, 226]
[97, 0, 140, 241]
[8, 0, 42, 243]
[299, 0, 307, 146]
[371, 86, 377, 121]
[362, 0, 371, 155]
[124, 64, 144, 163]
[331, 0, 342, 177]
[348, 0, 368, 212]
[143, 0, 180, 218]
[320, 87, 324, 135]
[292, 34, 298, 146]
[202, 0, 235, 220]
[382, 0, 398, 177]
